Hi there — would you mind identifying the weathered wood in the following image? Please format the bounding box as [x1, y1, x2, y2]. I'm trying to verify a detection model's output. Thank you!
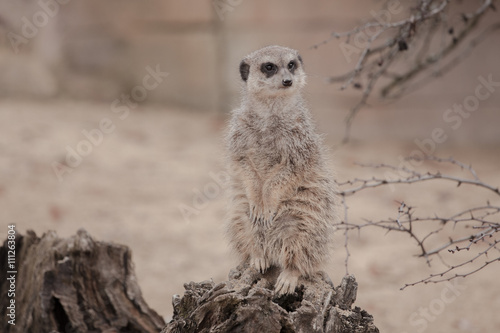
[162, 264, 379, 333]
[0, 229, 165, 333]
[1, 229, 378, 333]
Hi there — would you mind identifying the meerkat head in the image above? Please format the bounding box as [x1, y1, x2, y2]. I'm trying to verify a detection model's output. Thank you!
[239, 45, 306, 99]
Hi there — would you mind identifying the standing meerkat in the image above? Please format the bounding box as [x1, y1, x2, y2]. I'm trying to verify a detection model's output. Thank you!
[225, 45, 338, 295]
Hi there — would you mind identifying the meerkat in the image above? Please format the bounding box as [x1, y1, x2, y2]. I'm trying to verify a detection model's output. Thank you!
[224, 45, 338, 295]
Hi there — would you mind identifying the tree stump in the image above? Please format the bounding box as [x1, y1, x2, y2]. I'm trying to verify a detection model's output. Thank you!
[0, 229, 165, 333]
[1, 229, 379, 333]
[162, 264, 379, 333]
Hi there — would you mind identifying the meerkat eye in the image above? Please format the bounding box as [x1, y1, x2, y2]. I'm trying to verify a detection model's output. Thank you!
[288, 61, 295, 70]
[261, 62, 277, 77]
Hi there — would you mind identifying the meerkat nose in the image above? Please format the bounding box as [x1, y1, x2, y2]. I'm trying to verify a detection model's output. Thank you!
[282, 79, 293, 87]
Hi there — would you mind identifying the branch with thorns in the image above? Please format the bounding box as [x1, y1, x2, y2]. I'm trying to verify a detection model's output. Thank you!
[312, 0, 498, 142]
[337, 156, 500, 289]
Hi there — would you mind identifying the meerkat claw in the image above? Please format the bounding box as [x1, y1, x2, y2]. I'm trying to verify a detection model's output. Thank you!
[249, 205, 257, 223]
[263, 214, 274, 228]
[250, 206, 268, 226]
[251, 257, 269, 273]
[275, 270, 299, 295]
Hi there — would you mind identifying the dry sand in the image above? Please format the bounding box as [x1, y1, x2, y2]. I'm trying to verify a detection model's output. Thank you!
[1, 99, 499, 332]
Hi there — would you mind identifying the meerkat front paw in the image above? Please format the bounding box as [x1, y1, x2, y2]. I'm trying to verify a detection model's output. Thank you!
[249, 204, 276, 227]
[248, 203, 259, 224]
[275, 270, 300, 295]
[261, 201, 277, 227]
[247, 197, 261, 224]
[249, 193, 278, 226]
[250, 257, 270, 274]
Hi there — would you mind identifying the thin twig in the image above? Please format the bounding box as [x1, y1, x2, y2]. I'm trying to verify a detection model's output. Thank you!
[341, 194, 351, 275]
[314, 0, 495, 142]
[337, 155, 500, 288]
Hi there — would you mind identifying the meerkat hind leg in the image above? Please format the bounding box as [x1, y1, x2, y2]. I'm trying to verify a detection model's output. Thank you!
[275, 269, 300, 295]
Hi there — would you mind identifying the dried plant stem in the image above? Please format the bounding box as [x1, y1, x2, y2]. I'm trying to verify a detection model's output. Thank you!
[337, 156, 500, 288]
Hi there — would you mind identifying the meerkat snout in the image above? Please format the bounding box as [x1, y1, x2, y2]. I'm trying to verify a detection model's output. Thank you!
[281, 62, 294, 87]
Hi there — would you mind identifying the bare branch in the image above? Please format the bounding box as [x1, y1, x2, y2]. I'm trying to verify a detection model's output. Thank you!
[340, 194, 351, 275]
[380, 0, 493, 98]
[338, 157, 500, 197]
[337, 156, 500, 288]
[402, 240, 500, 289]
[314, 0, 497, 142]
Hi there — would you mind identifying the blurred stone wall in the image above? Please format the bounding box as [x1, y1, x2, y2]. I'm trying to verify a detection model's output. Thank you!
[2, 0, 375, 111]
[1, 0, 499, 126]
[0, 0, 219, 108]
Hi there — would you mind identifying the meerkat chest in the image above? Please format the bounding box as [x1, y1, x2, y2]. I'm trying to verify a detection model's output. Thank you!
[231, 110, 312, 170]
[248, 123, 304, 169]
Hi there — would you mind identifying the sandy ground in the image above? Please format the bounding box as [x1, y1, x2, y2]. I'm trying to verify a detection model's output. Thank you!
[1, 99, 499, 332]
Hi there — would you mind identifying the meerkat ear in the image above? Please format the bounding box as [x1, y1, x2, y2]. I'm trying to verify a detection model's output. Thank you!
[239, 60, 250, 82]
[298, 55, 303, 65]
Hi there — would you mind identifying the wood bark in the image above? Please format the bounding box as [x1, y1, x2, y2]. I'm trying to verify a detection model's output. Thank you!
[0, 229, 165, 333]
[162, 264, 379, 333]
[1, 229, 378, 333]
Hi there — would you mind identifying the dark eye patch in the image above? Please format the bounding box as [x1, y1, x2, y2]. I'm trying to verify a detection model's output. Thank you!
[260, 62, 278, 78]
[287, 60, 297, 73]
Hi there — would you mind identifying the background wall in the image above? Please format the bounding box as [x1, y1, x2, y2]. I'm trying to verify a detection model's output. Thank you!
[1, 1, 499, 144]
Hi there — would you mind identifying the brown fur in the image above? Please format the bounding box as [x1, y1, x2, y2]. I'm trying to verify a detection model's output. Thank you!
[225, 45, 338, 295]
